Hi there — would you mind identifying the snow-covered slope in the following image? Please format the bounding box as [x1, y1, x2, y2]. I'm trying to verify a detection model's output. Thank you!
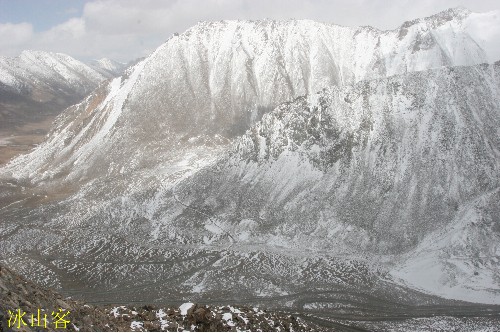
[0, 50, 104, 93]
[177, 62, 499, 302]
[391, 186, 500, 304]
[0, 8, 499, 309]
[88, 58, 126, 78]
[0, 50, 106, 128]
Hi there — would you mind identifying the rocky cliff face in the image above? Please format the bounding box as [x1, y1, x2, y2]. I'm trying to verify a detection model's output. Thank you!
[172, 63, 500, 302]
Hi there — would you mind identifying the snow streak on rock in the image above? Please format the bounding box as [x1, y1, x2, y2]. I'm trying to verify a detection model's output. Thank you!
[185, 63, 499, 302]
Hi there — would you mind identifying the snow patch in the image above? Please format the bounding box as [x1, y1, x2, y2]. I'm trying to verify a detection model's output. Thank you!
[179, 302, 194, 316]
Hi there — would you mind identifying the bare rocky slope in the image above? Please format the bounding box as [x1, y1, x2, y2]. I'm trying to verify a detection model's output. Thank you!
[0, 264, 318, 332]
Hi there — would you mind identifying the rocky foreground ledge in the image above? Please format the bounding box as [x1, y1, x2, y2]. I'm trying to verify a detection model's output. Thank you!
[0, 265, 321, 331]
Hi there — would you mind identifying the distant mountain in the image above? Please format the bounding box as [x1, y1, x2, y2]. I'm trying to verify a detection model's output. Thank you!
[88, 57, 126, 78]
[0, 7, 499, 319]
[0, 51, 116, 165]
[0, 50, 107, 129]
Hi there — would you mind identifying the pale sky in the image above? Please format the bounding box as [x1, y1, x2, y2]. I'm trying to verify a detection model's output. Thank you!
[1, 0, 499, 63]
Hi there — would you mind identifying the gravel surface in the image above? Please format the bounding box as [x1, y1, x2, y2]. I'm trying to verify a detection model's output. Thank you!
[0, 265, 323, 331]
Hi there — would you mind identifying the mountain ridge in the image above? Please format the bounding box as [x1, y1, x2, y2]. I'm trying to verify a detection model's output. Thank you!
[88, 57, 126, 78]
[0, 50, 117, 165]
[3, 8, 493, 182]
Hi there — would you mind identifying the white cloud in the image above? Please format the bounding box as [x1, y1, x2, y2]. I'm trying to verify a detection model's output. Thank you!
[0, 22, 33, 56]
[43, 18, 86, 40]
[1, 0, 500, 62]
[29, 18, 91, 57]
[83, 0, 172, 35]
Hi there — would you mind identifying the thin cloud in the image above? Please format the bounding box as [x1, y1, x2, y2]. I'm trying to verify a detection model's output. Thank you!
[0, 0, 500, 62]
[0, 22, 33, 57]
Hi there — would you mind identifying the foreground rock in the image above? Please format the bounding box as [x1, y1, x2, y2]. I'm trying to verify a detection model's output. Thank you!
[0, 265, 321, 331]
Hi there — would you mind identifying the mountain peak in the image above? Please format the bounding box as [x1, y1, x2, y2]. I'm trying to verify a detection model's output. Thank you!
[398, 7, 471, 31]
[18, 49, 52, 59]
[87, 57, 126, 78]
[184, 18, 340, 36]
[429, 6, 471, 21]
[438, 6, 471, 16]
[94, 57, 124, 66]
[186, 8, 473, 37]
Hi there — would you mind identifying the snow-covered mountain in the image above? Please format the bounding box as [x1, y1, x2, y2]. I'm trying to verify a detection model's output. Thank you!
[0, 7, 499, 321]
[88, 58, 126, 78]
[183, 62, 499, 303]
[5, 7, 494, 182]
[0, 50, 106, 129]
[0, 50, 105, 91]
